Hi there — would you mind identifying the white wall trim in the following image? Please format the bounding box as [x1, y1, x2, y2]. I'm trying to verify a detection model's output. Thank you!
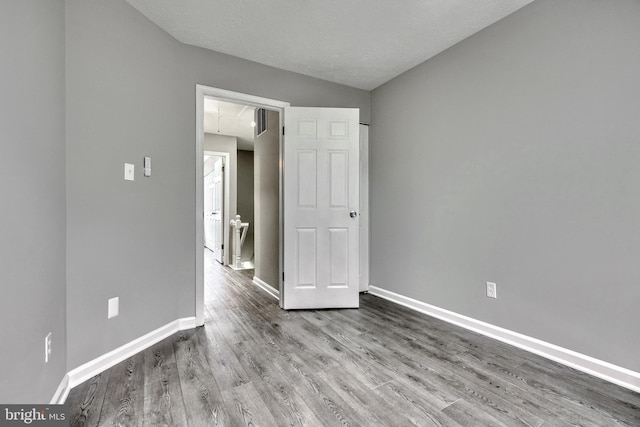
[55, 316, 196, 403]
[252, 276, 280, 300]
[368, 285, 640, 394]
[178, 317, 198, 330]
[358, 124, 370, 293]
[49, 374, 69, 404]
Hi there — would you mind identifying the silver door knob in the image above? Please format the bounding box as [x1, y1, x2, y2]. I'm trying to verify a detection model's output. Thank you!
[350, 211, 357, 218]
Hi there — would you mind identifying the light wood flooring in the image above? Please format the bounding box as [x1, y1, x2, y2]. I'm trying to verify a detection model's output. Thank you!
[67, 250, 640, 426]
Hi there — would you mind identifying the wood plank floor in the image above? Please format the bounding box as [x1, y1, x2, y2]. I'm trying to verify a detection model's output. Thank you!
[67, 250, 640, 426]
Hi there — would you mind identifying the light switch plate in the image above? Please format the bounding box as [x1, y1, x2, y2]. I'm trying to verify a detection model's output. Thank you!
[143, 157, 151, 177]
[45, 332, 52, 363]
[486, 282, 497, 299]
[124, 163, 135, 181]
[108, 297, 119, 319]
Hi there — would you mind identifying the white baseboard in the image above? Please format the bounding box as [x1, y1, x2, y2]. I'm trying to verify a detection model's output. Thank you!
[178, 317, 197, 330]
[53, 316, 197, 403]
[368, 286, 640, 394]
[252, 276, 280, 300]
[49, 374, 69, 404]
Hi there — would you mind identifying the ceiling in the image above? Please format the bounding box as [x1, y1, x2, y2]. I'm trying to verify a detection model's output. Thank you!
[204, 98, 257, 151]
[126, 0, 533, 90]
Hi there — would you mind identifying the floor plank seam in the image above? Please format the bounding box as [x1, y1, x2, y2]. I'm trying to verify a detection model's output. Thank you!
[440, 397, 462, 411]
[370, 379, 394, 390]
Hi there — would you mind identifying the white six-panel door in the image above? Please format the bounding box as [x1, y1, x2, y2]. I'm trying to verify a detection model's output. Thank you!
[283, 107, 359, 309]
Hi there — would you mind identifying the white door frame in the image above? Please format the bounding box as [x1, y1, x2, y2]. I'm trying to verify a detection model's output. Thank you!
[195, 85, 289, 326]
[359, 124, 370, 292]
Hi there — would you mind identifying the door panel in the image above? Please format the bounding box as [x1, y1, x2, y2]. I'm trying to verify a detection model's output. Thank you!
[297, 151, 317, 208]
[283, 107, 359, 309]
[296, 228, 317, 288]
[329, 227, 349, 288]
[329, 150, 348, 207]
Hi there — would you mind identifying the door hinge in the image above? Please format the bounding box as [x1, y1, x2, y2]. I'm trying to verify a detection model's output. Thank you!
[282, 126, 285, 135]
[282, 272, 284, 282]
[221, 244, 224, 250]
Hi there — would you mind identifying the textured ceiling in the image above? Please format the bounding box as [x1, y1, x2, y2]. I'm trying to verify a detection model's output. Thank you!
[126, 0, 533, 90]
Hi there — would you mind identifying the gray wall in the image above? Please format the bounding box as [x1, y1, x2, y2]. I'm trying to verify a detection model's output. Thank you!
[65, 0, 369, 370]
[370, 0, 640, 371]
[254, 110, 281, 289]
[237, 150, 255, 261]
[0, 0, 67, 402]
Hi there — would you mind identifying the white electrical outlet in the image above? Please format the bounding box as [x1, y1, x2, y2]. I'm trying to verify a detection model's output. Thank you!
[108, 297, 119, 319]
[45, 332, 52, 363]
[124, 163, 135, 181]
[486, 282, 497, 299]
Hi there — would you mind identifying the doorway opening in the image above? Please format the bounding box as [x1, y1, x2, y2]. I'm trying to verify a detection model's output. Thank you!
[196, 86, 370, 320]
[195, 86, 289, 325]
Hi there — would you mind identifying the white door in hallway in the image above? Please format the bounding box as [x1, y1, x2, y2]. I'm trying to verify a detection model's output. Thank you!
[204, 172, 215, 250]
[212, 157, 224, 264]
[283, 107, 360, 309]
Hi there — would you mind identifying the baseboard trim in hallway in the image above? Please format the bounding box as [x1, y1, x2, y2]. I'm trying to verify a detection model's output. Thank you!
[52, 316, 197, 404]
[252, 276, 280, 300]
[368, 285, 640, 394]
